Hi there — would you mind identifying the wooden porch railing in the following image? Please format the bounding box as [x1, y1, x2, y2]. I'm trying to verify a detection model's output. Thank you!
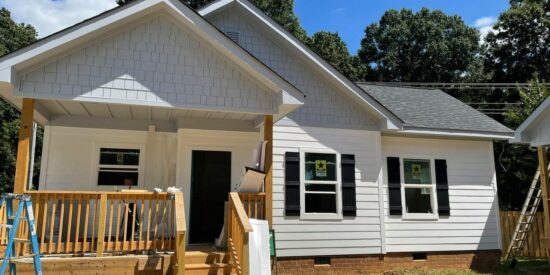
[228, 192, 253, 275]
[239, 192, 266, 220]
[0, 191, 186, 273]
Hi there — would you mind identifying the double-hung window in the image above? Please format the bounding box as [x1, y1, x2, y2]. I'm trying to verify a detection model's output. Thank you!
[401, 158, 438, 219]
[97, 148, 141, 186]
[300, 151, 342, 219]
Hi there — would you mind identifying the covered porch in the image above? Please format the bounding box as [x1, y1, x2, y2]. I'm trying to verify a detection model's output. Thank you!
[0, 96, 280, 274]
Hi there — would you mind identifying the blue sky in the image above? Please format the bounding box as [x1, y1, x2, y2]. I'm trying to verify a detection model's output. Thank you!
[294, 0, 511, 54]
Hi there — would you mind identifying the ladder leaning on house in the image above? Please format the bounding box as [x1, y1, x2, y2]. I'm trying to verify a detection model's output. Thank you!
[0, 193, 42, 275]
[504, 164, 550, 264]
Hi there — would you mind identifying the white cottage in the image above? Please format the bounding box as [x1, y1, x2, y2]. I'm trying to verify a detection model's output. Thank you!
[0, 0, 513, 274]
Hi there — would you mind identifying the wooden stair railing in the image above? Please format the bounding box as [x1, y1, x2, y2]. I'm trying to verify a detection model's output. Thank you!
[228, 192, 253, 275]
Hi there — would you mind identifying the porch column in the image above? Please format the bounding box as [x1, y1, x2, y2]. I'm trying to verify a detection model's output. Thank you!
[264, 115, 273, 229]
[13, 98, 34, 194]
[538, 147, 550, 246]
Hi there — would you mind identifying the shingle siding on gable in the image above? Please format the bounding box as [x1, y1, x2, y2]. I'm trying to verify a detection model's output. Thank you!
[209, 9, 378, 129]
[18, 14, 276, 113]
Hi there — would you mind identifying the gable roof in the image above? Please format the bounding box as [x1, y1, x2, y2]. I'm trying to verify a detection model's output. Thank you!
[0, 0, 305, 121]
[513, 95, 550, 145]
[358, 84, 514, 139]
[199, 0, 403, 130]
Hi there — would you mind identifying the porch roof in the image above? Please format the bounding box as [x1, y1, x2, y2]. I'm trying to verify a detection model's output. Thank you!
[0, 0, 304, 126]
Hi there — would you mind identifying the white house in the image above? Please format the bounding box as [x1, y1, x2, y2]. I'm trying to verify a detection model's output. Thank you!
[0, 0, 513, 274]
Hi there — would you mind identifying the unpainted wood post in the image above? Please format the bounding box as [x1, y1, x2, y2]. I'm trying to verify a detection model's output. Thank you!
[96, 193, 108, 257]
[242, 232, 250, 275]
[14, 98, 34, 194]
[264, 115, 273, 229]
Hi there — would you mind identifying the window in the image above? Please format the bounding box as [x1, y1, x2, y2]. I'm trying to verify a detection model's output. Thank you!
[401, 158, 438, 218]
[97, 148, 140, 186]
[300, 151, 342, 219]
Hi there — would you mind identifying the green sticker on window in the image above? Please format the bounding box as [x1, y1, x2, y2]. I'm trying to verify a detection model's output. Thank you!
[315, 160, 327, 177]
[412, 164, 422, 179]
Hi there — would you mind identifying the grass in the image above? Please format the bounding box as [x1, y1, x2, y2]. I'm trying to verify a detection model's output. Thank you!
[382, 257, 550, 275]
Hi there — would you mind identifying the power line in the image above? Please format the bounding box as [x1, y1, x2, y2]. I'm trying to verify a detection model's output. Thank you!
[359, 82, 550, 90]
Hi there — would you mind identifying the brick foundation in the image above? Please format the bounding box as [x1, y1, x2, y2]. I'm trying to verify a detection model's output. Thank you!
[275, 250, 501, 275]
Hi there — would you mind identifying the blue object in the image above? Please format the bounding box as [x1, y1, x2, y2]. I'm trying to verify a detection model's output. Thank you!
[0, 194, 42, 275]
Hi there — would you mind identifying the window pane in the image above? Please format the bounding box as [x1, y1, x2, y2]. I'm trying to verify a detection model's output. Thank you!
[405, 188, 432, 213]
[98, 171, 138, 186]
[305, 193, 336, 213]
[305, 153, 336, 181]
[404, 159, 431, 184]
[305, 184, 336, 192]
[100, 148, 140, 166]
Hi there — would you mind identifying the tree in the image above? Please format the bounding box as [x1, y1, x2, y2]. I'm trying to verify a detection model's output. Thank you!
[484, 0, 550, 82]
[358, 8, 480, 82]
[117, 0, 309, 42]
[0, 8, 38, 192]
[307, 31, 359, 80]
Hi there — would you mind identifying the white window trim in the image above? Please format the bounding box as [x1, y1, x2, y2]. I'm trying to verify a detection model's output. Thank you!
[91, 142, 146, 188]
[399, 155, 439, 220]
[299, 148, 343, 220]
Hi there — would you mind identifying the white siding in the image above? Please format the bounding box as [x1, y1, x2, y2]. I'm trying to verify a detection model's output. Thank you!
[272, 120, 384, 257]
[209, 8, 379, 129]
[39, 126, 177, 191]
[524, 107, 550, 146]
[381, 136, 501, 252]
[19, 13, 276, 113]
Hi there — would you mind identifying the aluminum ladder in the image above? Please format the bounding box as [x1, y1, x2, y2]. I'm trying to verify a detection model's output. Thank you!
[0, 193, 42, 275]
[504, 164, 549, 264]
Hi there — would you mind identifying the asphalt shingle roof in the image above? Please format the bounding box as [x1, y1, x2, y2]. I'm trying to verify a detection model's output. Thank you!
[357, 84, 514, 135]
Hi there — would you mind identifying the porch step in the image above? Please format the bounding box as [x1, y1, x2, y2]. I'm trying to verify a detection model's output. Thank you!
[186, 250, 230, 264]
[185, 263, 233, 275]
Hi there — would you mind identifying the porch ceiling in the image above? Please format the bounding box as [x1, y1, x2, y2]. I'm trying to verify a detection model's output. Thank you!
[40, 99, 263, 132]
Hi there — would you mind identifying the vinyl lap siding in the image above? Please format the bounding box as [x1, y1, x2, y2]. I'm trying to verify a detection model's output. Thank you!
[382, 136, 501, 252]
[272, 121, 383, 257]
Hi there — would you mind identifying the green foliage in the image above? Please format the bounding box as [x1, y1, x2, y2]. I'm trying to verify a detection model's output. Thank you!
[307, 32, 359, 80]
[505, 79, 549, 129]
[0, 8, 39, 192]
[358, 8, 480, 82]
[484, 0, 550, 82]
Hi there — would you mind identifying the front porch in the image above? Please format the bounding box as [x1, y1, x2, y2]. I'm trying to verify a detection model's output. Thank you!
[1, 95, 278, 274]
[1, 191, 266, 274]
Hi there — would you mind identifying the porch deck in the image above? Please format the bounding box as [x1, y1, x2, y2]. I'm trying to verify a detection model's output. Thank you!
[0, 191, 266, 275]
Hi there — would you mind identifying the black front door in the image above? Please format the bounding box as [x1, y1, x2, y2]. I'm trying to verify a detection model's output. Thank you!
[190, 150, 232, 244]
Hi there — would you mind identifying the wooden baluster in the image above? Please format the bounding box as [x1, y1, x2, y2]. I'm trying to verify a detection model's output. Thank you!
[65, 194, 74, 253]
[146, 197, 152, 249]
[153, 195, 159, 249]
[48, 198, 57, 253]
[57, 196, 65, 253]
[96, 193, 108, 257]
[139, 195, 145, 250]
[168, 197, 174, 250]
[107, 198, 114, 251]
[130, 197, 136, 251]
[40, 194, 48, 252]
[115, 199, 122, 251]
[91, 197, 98, 252]
[122, 196, 129, 250]
[83, 197, 90, 252]
[161, 197, 167, 250]
[73, 194, 82, 253]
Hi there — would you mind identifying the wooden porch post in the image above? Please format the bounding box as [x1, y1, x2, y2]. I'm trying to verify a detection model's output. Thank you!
[14, 98, 34, 194]
[264, 115, 273, 229]
[538, 146, 550, 237]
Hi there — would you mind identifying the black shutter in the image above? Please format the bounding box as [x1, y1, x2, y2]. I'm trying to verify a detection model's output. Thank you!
[387, 157, 402, 215]
[435, 159, 450, 216]
[284, 152, 300, 216]
[341, 154, 357, 217]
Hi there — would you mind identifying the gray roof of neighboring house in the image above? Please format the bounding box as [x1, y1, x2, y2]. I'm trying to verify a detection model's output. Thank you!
[357, 84, 514, 136]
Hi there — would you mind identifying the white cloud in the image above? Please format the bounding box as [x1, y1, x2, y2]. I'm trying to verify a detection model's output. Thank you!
[1, 0, 118, 38]
[473, 16, 497, 42]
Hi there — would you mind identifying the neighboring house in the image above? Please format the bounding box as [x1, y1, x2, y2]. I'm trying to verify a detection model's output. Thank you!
[0, 0, 513, 274]
[513, 95, 550, 258]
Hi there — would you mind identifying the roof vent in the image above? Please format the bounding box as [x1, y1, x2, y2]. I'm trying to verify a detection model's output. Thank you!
[226, 31, 240, 44]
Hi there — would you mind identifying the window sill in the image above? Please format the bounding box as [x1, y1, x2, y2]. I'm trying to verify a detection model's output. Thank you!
[300, 213, 343, 221]
[401, 213, 439, 221]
